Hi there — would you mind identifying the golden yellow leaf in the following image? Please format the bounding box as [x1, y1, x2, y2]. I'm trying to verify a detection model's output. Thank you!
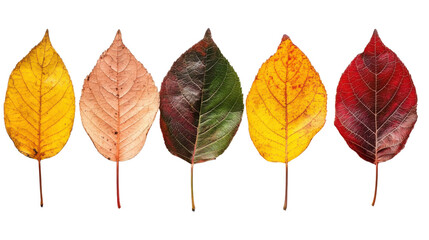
[4, 30, 75, 206]
[246, 35, 327, 210]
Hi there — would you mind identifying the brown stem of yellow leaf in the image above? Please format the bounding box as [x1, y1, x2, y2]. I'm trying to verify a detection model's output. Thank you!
[38, 159, 43, 207]
[372, 162, 379, 206]
[283, 161, 288, 211]
[117, 159, 121, 209]
[191, 162, 195, 211]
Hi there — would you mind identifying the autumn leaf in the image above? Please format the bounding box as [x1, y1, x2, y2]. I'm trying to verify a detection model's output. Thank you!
[79, 30, 159, 208]
[246, 35, 327, 210]
[334, 30, 417, 206]
[4, 30, 75, 207]
[159, 29, 244, 211]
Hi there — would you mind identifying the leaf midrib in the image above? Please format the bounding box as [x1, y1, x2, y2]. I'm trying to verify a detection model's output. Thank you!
[374, 38, 379, 163]
[284, 45, 289, 163]
[116, 42, 121, 162]
[190, 46, 209, 164]
[37, 39, 49, 160]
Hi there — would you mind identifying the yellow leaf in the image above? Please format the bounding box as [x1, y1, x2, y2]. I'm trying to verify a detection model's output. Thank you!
[4, 30, 75, 160]
[246, 35, 327, 164]
[247, 36, 327, 210]
[4, 30, 75, 206]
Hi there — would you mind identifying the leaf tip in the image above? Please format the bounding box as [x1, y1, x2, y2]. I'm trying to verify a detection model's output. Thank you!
[204, 28, 212, 40]
[115, 29, 122, 42]
[372, 29, 379, 39]
[42, 29, 51, 43]
[365, 29, 385, 54]
[370, 29, 384, 45]
[281, 34, 290, 42]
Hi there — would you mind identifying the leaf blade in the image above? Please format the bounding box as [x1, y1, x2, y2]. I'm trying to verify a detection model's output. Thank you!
[79, 31, 159, 162]
[4, 30, 75, 160]
[334, 30, 417, 164]
[246, 36, 327, 163]
[160, 29, 244, 164]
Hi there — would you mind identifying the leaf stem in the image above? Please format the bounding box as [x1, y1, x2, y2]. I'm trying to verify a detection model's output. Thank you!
[117, 159, 121, 209]
[372, 162, 379, 206]
[38, 159, 43, 207]
[283, 161, 288, 211]
[191, 162, 195, 211]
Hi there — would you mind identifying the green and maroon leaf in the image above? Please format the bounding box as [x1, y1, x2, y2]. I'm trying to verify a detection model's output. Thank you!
[160, 29, 244, 164]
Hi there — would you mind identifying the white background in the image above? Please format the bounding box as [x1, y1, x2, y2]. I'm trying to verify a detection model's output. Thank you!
[0, 0, 428, 239]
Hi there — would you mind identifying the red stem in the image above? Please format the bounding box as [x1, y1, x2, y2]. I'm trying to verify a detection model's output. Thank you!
[372, 162, 379, 206]
[117, 159, 121, 209]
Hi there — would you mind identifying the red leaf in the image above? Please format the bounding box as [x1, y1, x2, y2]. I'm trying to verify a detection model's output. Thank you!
[334, 30, 417, 205]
